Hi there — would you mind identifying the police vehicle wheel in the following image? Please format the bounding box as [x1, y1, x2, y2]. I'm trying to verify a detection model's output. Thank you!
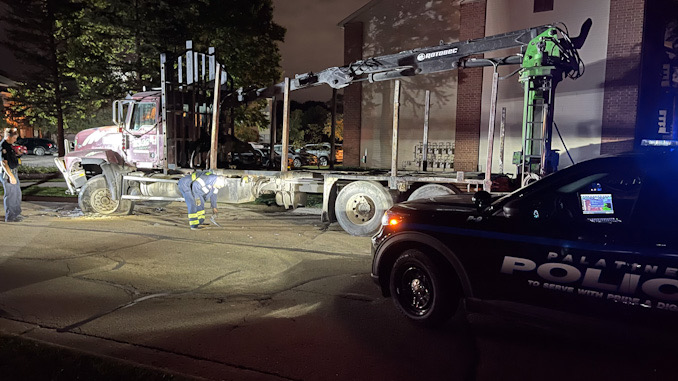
[34, 147, 45, 156]
[335, 181, 393, 236]
[407, 184, 460, 201]
[293, 158, 302, 168]
[78, 175, 133, 215]
[390, 249, 456, 327]
[319, 156, 329, 167]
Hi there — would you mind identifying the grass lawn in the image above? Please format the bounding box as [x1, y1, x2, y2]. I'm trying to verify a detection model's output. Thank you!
[0, 185, 76, 198]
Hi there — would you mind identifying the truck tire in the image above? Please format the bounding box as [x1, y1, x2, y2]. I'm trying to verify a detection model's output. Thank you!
[407, 184, 460, 201]
[334, 181, 393, 236]
[78, 175, 133, 215]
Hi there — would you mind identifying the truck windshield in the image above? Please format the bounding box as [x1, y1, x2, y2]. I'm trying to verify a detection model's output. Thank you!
[130, 102, 157, 131]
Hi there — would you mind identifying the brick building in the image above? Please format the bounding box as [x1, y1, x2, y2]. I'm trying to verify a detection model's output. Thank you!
[339, 0, 678, 175]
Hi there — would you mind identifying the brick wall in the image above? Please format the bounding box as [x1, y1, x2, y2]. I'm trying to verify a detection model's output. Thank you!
[600, 0, 646, 154]
[342, 22, 363, 166]
[454, 0, 486, 172]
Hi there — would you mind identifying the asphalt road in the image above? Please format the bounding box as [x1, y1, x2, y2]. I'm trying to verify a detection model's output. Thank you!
[1, 201, 677, 380]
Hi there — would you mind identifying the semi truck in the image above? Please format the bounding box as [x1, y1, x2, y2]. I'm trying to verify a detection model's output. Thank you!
[55, 20, 591, 236]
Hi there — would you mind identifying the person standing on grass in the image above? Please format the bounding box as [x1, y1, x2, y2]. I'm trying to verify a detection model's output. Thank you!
[0, 128, 22, 222]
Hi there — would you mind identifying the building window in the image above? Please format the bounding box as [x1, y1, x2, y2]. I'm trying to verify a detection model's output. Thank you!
[534, 0, 554, 12]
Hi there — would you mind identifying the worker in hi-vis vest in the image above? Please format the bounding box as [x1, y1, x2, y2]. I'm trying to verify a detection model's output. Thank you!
[178, 171, 226, 230]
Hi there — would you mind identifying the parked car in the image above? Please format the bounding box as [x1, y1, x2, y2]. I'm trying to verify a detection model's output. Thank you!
[11, 144, 27, 157]
[273, 144, 318, 169]
[189, 135, 264, 169]
[303, 143, 343, 166]
[16, 137, 58, 156]
[372, 151, 678, 331]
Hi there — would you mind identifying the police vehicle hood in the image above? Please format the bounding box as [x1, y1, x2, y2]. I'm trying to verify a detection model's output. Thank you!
[395, 194, 479, 214]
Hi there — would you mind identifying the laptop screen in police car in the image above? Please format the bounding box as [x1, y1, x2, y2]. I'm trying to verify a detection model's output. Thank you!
[580, 193, 614, 214]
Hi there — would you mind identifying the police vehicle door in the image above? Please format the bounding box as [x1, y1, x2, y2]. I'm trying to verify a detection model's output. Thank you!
[494, 158, 645, 319]
[621, 162, 678, 322]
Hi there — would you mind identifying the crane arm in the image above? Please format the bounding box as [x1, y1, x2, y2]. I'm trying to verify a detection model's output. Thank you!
[227, 24, 559, 105]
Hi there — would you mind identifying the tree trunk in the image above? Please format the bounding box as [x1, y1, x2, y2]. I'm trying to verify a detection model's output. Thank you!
[46, 0, 65, 157]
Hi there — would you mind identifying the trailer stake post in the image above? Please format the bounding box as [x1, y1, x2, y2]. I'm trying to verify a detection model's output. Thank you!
[422, 90, 431, 172]
[391, 80, 401, 180]
[209, 64, 221, 169]
[281, 77, 291, 172]
[330, 88, 337, 169]
[484, 62, 499, 191]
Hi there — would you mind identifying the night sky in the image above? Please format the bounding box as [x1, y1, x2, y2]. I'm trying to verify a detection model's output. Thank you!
[272, 0, 371, 102]
[0, 1, 372, 102]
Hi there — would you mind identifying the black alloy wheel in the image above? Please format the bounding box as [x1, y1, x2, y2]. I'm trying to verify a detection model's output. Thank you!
[389, 249, 457, 326]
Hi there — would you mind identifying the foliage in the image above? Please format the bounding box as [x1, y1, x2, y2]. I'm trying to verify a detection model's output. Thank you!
[0, 0, 285, 141]
[1, 0, 82, 150]
[233, 101, 270, 143]
[0, 100, 8, 129]
[67, 106, 114, 131]
[300, 105, 328, 144]
[17, 165, 60, 174]
[323, 113, 344, 142]
[289, 109, 305, 148]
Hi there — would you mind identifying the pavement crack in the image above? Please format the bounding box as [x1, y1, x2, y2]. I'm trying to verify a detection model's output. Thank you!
[57, 293, 170, 333]
[58, 270, 241, 333]
[105, 255, 126, 271]
[183, 270, 240, 293]
[70, 275, 140, 297]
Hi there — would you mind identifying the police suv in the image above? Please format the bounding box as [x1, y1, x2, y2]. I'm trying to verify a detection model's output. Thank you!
[372, 151, 678, 328]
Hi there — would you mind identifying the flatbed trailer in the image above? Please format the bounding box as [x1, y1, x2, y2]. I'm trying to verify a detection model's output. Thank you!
[56, 20, 590, 236]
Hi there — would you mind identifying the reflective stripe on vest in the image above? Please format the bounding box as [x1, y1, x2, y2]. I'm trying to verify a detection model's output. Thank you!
[196, 178, 210, 194]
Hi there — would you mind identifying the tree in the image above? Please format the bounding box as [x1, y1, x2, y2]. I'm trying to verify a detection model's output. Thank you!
[323, 114, 344, 142]
[233, 100, 270, 143]
[1, 0, 285, 147]
[288, 109, 305, 148]
[1, 0, 86, 155]
[0, 100, 8, 130]
[300, 104, 329, 143]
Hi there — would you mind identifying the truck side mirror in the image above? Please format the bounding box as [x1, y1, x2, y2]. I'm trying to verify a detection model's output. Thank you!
[112, 100, 123, 126]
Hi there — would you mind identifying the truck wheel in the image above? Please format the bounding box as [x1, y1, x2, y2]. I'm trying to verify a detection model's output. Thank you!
[334, 181, 393, 236]
[407, 184, 460, 201]
[319, 156, 329, 167]
[78, 175, 133, 215]
[34, 147, 45, 156]
[390, 249, 458, 327]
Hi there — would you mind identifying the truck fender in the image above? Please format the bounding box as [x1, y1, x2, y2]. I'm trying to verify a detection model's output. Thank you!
[100, 162, 127, 201]
[80, 158, 106, 167]
[321, 176, 339, 223]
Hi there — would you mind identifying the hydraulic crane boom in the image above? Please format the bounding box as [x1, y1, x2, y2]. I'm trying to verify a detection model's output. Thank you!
[230, 25, 549, 103]
[222, 18, 591, 184]
[230, 20, 590, 103]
